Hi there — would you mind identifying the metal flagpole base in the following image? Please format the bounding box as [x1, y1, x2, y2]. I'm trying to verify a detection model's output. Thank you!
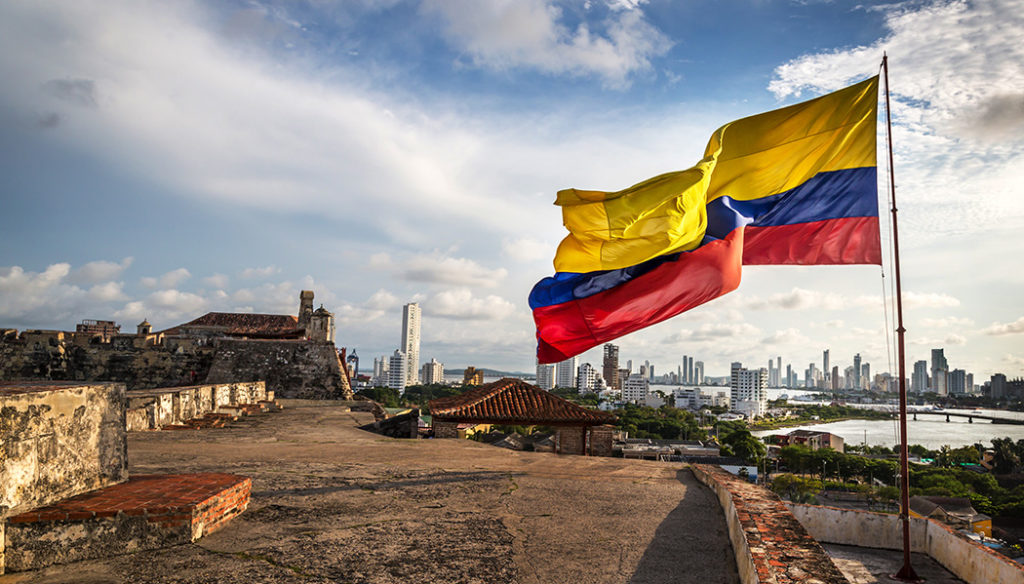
[891, 566, 923, 582]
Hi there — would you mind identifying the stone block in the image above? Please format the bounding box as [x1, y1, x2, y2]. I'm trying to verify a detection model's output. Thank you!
[0, 382, 127, 517]
[4, 473, 251, 572]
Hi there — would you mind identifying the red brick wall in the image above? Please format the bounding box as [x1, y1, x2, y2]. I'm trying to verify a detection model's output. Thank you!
[557, 427, 585, 455]
[433, 420, 458, 438]
[588, 425, 614, 457]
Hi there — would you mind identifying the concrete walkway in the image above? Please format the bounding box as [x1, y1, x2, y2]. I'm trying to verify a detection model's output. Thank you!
[1, 402, 739, 584]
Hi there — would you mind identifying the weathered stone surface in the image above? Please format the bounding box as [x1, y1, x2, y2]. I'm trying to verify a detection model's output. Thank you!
[0, 383, 127, 516]
[205, 340, 349, 399]
[125, 383, 267, 431]
[1, 403, 740, 583]
[0, 335, 213, 389]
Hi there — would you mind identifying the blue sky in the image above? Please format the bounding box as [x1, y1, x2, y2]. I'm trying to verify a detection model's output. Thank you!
[2, 0, 1023, 381]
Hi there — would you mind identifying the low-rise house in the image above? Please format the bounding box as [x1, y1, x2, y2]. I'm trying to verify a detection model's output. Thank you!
[774, 429, 845, 453]
[909, 495, 992, 538]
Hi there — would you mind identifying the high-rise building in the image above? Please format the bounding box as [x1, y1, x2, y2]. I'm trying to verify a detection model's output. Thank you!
[603, 344, 620, 390]
[786, 364, 793, 388]
[853, 353, 862, 391]
[991, 373, 1008, 399]
[387, 350, 407, 391]
[687, 357, 694, 384]
[536, 361, 555, 390]
[931, 349, 948, 395]
[730, 362, 766, 418]
[577, 362, 598, 393]
[622, 373, 649, 403]
[831, 366, 839, 391]
[401, 303, 421, 385]
[823, 350, 830, 386]
[421, 358, 444, 385]
[805, 363, 819, 388]
[776, 357, 782, 387]
[682, 355, 688, 383]
[556, 356, 578, 389]
[695, 361, 704, 385]
[767, 359, 775, 388]
[949, 369, 967, 395]
[862, 362, 870, 390]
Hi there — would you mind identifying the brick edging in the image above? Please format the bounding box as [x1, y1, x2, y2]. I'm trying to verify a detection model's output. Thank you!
[690, 464, 849, 584]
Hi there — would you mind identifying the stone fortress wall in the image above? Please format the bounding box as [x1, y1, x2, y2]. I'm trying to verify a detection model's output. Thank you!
[0, 291, 351, 399]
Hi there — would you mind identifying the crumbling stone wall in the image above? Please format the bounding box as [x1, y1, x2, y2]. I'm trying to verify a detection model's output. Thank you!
[205, 339, 351, 399]
[433, 420, 458, 438]
[0, 383, 127, 517]
[0, 336, 213, 389]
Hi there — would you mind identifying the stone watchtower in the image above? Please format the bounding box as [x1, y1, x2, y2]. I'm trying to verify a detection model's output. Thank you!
[308, 305, 335, 343]
[297, 291, 315, 329]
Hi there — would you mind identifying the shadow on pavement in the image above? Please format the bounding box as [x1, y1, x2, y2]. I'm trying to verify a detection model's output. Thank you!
[629, 468, 740, 584]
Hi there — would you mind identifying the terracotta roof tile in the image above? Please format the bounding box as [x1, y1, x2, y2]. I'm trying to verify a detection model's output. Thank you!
[161, 312, 301, 337]
[429, 378, 616, 425]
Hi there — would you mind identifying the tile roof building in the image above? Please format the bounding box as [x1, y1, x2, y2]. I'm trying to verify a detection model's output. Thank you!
[429, 377, 616, 455]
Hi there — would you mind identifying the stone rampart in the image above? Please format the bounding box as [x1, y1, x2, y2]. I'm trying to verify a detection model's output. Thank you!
[205, 339, 350, 399]
[125, 382, 269, 431]
[0, 334, 213, 389]
[1, 382, 128, 517]
[787, 503, 1024, 584]
[690, 464, 848, 583]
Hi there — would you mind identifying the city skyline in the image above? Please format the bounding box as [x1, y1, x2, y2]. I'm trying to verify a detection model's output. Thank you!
[1, 1, 1022, 378]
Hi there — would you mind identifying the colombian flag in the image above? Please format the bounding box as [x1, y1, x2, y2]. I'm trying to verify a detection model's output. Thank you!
[531, 76, 881, 363]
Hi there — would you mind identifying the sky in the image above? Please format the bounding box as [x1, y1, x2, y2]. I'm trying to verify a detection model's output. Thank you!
[2, 0, 1023, 381]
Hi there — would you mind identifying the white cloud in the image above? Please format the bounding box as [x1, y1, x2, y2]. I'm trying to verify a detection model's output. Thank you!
[68, 257, 133, 284]
[920, 316, 973, 328]
[141, 268, 192, 289]
[422, 288, 517, 320]
[903, 292, 960, 309]
[743, 288, 875, 311]
[371, 252, 508, 287]
[240, 266, 279, 279]
[502, 237, 554, 263]
[983, 316, 1024, 336]
[421, 0, 671, 87]
[761, 328, 809, 346]
[204, 273, 229, 289]
[87, 282, 127, 302]
[661, 322, 760, 344]
[768, 0, 1024, 240]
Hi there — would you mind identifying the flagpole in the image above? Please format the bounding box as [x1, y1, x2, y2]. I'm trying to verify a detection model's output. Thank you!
[883, 53, 920, 582]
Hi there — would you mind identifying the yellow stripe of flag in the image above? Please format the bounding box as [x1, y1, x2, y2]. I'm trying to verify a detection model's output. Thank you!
[553, 76, 878, 274]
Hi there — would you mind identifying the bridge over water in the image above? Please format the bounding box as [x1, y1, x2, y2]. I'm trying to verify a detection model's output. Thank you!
[907, 410, 1024, 425]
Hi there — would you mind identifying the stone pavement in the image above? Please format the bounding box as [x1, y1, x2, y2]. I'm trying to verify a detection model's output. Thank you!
[824, 543, 966, 583]
[0, 402, 740, 584]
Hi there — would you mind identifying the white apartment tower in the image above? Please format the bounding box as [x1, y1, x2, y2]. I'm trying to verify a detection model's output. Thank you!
[421, 358, 444, 385]
[622, 373, 649, 403]
[402, 302, 421, 385]
[387, 350, 407, 392]
[731, 362, 766, 419]
[536, 361, 555, 390]
[577, 362, 598, 393]
[555, 356, 578, 389]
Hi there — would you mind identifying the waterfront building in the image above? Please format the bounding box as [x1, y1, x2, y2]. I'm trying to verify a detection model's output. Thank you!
[421, 358, 444, 385]
[622, 373, 649, 403]
[730, 362, 766, 419]
[912, 360, 928, 393]
[931, 348, 948, 395]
